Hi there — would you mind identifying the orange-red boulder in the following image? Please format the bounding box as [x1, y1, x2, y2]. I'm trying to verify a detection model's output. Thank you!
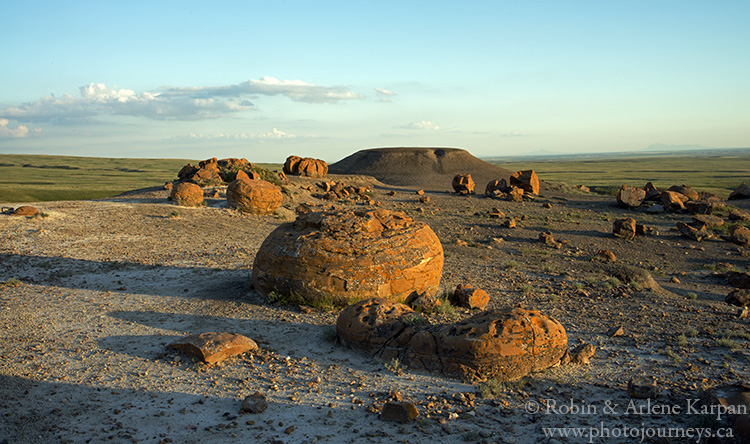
[226, 179, 283, 215]
[336, 299, 568, 381]
[253, 208, 444, 306]
[485, 178, 508, 197]
[451, 284, 489, 309]
[11, 206, 39, 217]
[616, 185, 646, 208]
[283, 155, 328, 178]
[729, 182, 750, 200]
[510, 170, 540, 195]
[452, 174, 475, 194]
[613, 217, 636, 240]
[668, 184, 699, 200]
[170, 182, 204, 207]
[661, 190, 687, 212]
[169, 332, 257, 364]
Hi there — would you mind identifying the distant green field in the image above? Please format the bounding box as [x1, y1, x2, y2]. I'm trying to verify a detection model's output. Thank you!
[0, 154, 287, 203]
[0, 155, 199, 203]
[494, 153, 750, 198]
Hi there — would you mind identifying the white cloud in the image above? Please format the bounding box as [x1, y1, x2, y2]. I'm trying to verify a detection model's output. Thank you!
[403, 120, 440, 130]
[374, 88, 396, 103]
[179, 128, 299, 140]
[0, 118, 41, 138]
[0, 77, 363, 124]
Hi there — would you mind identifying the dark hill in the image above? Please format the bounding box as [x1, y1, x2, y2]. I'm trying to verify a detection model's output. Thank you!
[328, 147, 512, 191]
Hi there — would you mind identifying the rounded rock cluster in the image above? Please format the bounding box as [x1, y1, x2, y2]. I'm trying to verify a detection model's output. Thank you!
[252, 207, 444, 306]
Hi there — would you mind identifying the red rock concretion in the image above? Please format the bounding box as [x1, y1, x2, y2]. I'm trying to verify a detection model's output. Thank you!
[336, 299, 568, 381]
[668, 184, 699, 200]
[283, 155, 328, 178]
[451, 284, 489, 309]
[11, 206, 39, 217]
[169, 332, 258, 365]
[485, 179, 508, 197]
[253, 208, 444, 306]
[170, 182, 204, 207]
[510, 170, 540, 195]
[226, 179, 283, 215]
[612, 217, 636, 240]
[616, 185, 646, 208]
[452, 174, 475, 194]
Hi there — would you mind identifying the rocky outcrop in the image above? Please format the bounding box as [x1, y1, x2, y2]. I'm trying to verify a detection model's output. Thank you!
[452, 174, 475, 194]
[169, 332, 257, 364]
[510, 170, 540, 195]
[178, 158, 224, 186]
[283, 155, 328, 178]
[226, 179, 283, 215]
[170, 182, 204, 207]
[252, 208, 444, 306]
[336, 298, 568, 381]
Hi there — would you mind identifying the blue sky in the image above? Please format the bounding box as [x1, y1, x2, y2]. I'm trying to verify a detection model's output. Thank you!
[1, 1, 748, 163]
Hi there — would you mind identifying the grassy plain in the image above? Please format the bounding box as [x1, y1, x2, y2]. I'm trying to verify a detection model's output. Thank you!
[0, 155, 197, 203]
[493, 150, 750, 198]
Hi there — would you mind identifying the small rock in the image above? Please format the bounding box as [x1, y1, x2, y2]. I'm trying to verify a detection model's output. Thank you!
[452, 174, 475, 195]
[416, 189, 425, 195]
[451, 284, 489, 310]
[671, 277, 681, 284]
[380, 401, 419, 423]
[501, 218, 517, 229]
[11, 205, 40, 217]
[170, 332, 258, 365]
[646, 204, 665, 213]
[729, 225, 750, 247]
[729, 182, 750, 200]
[539, 231, 562, 249]
[613, 218, 637, 241]
[726, 289, 750, 307]
[419, 195, 430, 203]
[596, 250, 616, 263]
[607, 326, 624, 337]
[628, 376, 658, 399]
[241, 392, 268, 414]
[677, 221, 709, 241]
[542, 203, 552, 209]
[568, 343, 595, 365]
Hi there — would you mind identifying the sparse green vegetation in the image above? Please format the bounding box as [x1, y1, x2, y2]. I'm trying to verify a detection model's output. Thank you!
[520, 284, 533, 295]
[321, 326, 337, 343]
[677, 334, 688, 347]
[168, 210, 180, 218]
[1, 278, 22, 287]
[572, 282, 584, 291]
[384, 357, 401, 373]
[266, 290, 339, 311]
[686, 292, 698, 300]
[503, 260, 519, 269]
[403, 313, 427, 326]
[686, 328, 699, 338]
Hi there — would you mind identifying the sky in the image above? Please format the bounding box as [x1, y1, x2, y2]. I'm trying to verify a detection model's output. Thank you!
[1, 1, 749, 163]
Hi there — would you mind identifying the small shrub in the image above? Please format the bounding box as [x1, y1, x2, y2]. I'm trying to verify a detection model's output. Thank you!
[321, 326, 337, 343]
[384, 357, 401, 373]
[168, 210, 180, 218]
[503, 260, 519, 269]
[606, 277, 621, 287]
[572, 282, 584, 291]
[2, 278, 22, 287]
[403, 313, 427, 326]
[686, 292, 698, 300]
[520, 284, 532, 295]
[477, 378, 505, 399]
[677, 334, 688, 347]
[629, 281, 641, 291]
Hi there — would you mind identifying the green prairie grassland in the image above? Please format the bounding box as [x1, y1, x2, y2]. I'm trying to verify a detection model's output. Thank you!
[494, 151, 750, 198]
[2, 151, 749, 203]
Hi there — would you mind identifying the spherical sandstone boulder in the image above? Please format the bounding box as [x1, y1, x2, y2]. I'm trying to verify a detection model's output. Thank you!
[283, 155, 328, 178]
[253, 208, 444, 305]
[170, 182, 204, 207]
[226, 179, 283, 215]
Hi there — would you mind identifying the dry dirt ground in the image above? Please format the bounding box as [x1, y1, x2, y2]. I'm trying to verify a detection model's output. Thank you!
[1, 174, 749, 444]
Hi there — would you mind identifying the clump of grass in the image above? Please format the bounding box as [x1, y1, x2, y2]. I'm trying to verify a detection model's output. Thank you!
[30, 212, 50, 218]
[677, 334, 688, 347]
[1, 278, 22, 287]
[663, 347, 682, 364]
[503, 260, 519, 269]
[403, 313, 427, 326]
[716, 336, 741, 349]
[686, 292, 698, 300]
[572, 282, 584, 291]
[606, 277, 621, 287]
[477, 378, 506, 399]
[434, 296, 456, 316]
[548, 294, 560, 303]
[384, 357, 401, 373]
[629, 282, 641, 291]
[520, 284, 533, 295]
[321, 326, 337, 343]
[585, 276, 598, 285]
[168, 210, 180, 218]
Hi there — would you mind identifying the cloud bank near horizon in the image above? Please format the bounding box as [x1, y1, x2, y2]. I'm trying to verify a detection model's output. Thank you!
[0, 77, 365, 126]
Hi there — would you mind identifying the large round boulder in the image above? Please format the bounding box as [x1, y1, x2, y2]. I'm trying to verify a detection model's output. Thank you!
[252, 208, 444, 306]
[170, 182, 204, 207]
[336, 298, 568, 381]
[226, 179, 283, 215]
[283, 155, 328, 178]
